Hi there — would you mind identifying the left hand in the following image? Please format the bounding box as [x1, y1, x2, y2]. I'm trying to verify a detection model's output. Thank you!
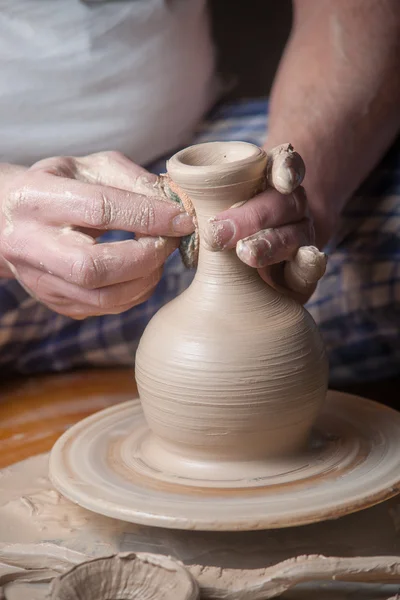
[203, 144, 326, 302]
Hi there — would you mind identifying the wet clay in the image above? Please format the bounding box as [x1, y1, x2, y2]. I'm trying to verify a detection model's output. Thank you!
[48, 553, 199, 600]
[135, 141, 328, 480]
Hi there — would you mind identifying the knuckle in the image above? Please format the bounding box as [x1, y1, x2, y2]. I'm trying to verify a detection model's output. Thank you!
[69, 251, 103, 289]
[33, 156, 77, 178]
[85, 191, 114, 229]
[133, 196, 156, 231]
[6, 183, 30, 214]
[5, 171, 48, 216]
[51, 156, 77, 178]
[246, 202, 268, 230]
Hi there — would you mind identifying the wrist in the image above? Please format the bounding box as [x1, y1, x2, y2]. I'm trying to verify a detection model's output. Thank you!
[0, 163, 28, 279]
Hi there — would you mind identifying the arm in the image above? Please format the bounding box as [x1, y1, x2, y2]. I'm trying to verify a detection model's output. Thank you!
[204, 0, 400, 301]
[267, 0, 400, 247]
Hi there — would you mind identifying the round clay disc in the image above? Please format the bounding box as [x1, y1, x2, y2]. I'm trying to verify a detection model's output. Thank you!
[49, 391, 400, 531]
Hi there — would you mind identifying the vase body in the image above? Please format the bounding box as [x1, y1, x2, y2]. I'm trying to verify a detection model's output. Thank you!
[135, 142, 328, 480]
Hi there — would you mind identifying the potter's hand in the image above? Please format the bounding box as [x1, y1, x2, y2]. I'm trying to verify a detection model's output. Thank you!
[203, 144, 326, 302]
[0, 152, 194, 318]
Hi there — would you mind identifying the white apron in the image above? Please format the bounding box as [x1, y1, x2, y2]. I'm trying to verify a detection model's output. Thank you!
[0, 0, 217, 166]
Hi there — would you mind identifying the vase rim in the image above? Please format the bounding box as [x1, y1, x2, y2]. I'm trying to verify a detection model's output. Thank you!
[167, 141, 267, 188]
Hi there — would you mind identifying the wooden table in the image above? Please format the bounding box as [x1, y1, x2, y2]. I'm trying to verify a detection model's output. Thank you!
[0, 368, 137, 468]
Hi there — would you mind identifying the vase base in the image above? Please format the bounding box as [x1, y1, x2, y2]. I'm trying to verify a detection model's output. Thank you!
[49, 391, 400, 531]
[112, 425, 360, 489]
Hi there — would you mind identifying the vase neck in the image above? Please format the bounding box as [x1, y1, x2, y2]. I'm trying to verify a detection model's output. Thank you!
[166, 141, 271, 294]
[194, 243, 262, 287]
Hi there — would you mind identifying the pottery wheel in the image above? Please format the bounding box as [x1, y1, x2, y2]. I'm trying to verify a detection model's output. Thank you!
[49, 391, 400, 531]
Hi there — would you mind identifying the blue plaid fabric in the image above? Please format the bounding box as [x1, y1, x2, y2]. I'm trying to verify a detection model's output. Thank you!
[0, 98, 399, 385]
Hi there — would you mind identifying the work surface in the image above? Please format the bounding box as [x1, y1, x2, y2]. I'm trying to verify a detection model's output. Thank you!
[0, 368, 136, 469]
[1, 369, 400, 599]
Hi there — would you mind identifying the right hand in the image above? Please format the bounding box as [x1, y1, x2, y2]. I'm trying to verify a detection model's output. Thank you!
[0, 151, 194, 318]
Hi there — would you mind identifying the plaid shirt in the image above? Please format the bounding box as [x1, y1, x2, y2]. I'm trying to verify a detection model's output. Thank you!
[0, 99, 399, 385]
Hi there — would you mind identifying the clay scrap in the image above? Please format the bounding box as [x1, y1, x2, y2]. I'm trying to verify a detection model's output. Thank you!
[1, 547, 400, 600]
[48, 553, 199, 600]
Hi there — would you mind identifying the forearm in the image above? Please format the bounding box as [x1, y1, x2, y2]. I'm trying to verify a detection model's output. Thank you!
[266, 0, 400, 247]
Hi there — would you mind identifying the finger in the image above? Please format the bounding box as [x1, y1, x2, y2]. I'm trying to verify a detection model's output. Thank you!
[44, 284, 157, 319]
[203, 187, 308, 251]
[75, 151, 163, 196]
[266, 143, 305, 194]
[5, 228, 177, 289]
[32, 152, 162, 197]
[10, 171, 194, 237]
[16, 266, 163, 315]
[283, 246, 327, 293]
[236, 219, 314, 268]
[47, 292, 155, 319]
[257, 248, 327, 305]
[47, 287, 156, 319]
[257, 265, 314, 305]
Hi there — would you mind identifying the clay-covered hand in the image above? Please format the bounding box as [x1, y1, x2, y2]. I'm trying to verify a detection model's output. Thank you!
[203, 144, 326, 302]
[0, 152, 194, 318]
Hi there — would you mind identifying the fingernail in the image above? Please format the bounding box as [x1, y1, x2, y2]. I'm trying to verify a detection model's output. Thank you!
[237, 234, 272, 268]
[172, 212, 195, 235]
[203, 218, 236, 250]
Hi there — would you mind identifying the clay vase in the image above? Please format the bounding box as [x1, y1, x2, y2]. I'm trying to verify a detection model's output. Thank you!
[135, 142, 328, 483]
